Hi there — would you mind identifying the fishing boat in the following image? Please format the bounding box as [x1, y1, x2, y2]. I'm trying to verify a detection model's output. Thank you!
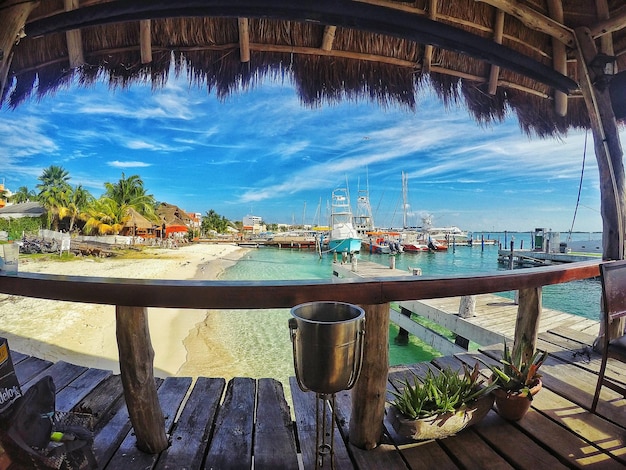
[328, 188, 361, 253]
[363, 231, 403, 254]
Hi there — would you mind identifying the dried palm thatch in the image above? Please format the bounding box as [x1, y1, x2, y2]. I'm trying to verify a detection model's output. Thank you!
[2, 0, 626, 137]
[156, 202, 192, 227]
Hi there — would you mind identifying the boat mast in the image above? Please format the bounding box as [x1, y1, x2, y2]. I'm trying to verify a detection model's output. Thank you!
[402, 171, 408, 229]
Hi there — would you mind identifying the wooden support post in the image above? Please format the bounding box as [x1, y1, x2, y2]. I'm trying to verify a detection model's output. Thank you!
[139, 19, 152, 64]
[116, 305, 168, 453]
[64, 0, 84, 68]
[512, 287, 542, 365]
[238, 17, 250, 62]
[394, 306, 411, 345]
[349, 303, 388, 449]
[0, 1, 37, 100]
[547, 0, 568, 117]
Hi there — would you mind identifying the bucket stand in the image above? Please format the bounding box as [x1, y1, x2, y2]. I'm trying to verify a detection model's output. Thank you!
[289, 302, 365, 468]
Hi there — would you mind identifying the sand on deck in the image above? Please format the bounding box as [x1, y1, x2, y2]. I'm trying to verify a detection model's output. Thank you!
[0, 242, 247, 377]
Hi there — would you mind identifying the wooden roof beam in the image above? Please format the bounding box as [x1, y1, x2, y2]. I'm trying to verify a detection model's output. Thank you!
[64, 0, 84, 68]
[238, 17, 250, 62]
[139, 19, 152, 64]
[589, 8, 626, 39]
[547, 0, 567, 117]
[423, 0, 437, 73]
[487, 9, 504, 95]
[321, 25, 336, 51]
[475, 0, 575, 47]
[595, 0, 616, 73]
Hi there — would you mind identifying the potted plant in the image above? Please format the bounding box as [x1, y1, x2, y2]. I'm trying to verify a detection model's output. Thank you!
[387, 363, 496, 440]
[481, 343, 548, 421]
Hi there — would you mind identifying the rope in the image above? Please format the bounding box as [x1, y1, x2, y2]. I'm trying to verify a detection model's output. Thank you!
[567, 129, 588, 242]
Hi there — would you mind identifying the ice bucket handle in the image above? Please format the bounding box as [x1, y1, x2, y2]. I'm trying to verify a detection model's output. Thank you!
[345, 321, 365, 391]
[288, 317, 311, 392]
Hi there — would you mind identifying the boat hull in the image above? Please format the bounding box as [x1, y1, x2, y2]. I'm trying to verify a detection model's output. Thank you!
[329, 238, 361, 253]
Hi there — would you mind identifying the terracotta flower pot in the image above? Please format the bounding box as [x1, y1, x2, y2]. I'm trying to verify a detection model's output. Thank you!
[493, 379, 542, 421]
[388, 393, 494, 440]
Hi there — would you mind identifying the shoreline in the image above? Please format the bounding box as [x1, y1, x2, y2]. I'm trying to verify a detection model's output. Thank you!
[0, 243, 249, 377]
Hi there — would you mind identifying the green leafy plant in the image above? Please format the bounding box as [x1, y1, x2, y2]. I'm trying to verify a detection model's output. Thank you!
[389, 363, 496, 419]
[480, 342, 548, 400]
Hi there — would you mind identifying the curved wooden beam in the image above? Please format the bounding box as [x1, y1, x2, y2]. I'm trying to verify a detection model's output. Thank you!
[24, 0, 579, 93]
[0, 260, 601, 308]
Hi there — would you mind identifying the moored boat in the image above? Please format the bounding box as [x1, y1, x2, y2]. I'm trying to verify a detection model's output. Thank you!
[328, 188, 361, 253]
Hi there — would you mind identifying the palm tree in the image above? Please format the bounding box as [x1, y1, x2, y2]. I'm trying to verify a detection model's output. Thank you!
[83, 198, 125, 235]
[37, 165, 72, 230]
[9, 186, 37, 203]
[59, 185, 93, 232]
[37, 165, 71, 194]
[104, 173, 158, 221]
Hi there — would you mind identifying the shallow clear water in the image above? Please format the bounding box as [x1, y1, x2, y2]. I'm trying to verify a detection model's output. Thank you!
[212, 231, 601, 381]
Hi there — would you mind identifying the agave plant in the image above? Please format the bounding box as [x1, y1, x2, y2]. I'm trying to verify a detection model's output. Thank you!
[389, 363, 496, 419]
[481, 342, 548, 400]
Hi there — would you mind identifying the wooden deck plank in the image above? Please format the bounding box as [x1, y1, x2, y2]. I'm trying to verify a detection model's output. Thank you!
[13, 355, 53, 385]
[106, 377, 192, 469]
[74, 374, 125, 431]
[397, 441, 459, 470]
[516, 408, 625, 469]
[22, 360, 87, 391]
[436, 430, 515, 470]
[472, 411, 570, 469]
[333, 388, 409, 469]
[205, 377, 255, 469]
[55, 367, 111, 412]
[254, 378, 299, 470]
[154, 377, 225, 470]
[289, 376, 355, 470]
[522, 390, 626, 466]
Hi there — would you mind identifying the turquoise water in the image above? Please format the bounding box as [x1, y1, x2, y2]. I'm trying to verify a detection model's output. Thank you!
[213, 231, 602, 380]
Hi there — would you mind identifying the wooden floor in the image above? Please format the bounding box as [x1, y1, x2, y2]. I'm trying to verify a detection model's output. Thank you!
[3, 326, 625, 469]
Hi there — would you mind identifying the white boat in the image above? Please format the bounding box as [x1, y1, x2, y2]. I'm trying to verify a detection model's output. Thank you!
[328, 188, 361, 253]
[426, 226, 470, 244]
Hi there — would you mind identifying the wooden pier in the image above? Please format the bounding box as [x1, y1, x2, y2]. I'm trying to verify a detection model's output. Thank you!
[497, 249, 601, 267]
[334, 261, 600, 356]
[3, 327, 625, 469]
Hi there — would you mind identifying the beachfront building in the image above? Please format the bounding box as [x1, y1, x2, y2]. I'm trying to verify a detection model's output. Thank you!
[242, 215, 265, 235]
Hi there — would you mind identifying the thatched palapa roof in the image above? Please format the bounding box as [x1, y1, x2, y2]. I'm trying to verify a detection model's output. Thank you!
[2, 0, 626, 137]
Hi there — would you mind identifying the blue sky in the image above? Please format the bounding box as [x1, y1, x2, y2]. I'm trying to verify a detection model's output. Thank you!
[0, 70, 616, 233]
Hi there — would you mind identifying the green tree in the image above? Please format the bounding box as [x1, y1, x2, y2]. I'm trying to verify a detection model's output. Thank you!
[103, 173, 157, 221]
[36, 165, 72, 230]
[59, 185, 93, 232]
[83, 198, 125, 235]
[202, 209, 230, 234]
[9, 186, 37, 203]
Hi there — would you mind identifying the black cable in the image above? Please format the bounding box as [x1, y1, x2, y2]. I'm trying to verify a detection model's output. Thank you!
[567, 129, 587, 242]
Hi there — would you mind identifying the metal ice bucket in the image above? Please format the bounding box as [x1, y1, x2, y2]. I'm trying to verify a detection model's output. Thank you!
[289, 302, 365, 394]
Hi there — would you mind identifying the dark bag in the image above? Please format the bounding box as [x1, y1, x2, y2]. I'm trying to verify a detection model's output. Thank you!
[0, 376, 98, 470]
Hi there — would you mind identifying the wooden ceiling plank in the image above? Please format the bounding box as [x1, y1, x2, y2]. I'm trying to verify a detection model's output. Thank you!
[475, 0, 575, 47]
[547, 0, 567, 117]
[423, 0, 437, 74]
[238, 17, 250, 62]
[139, 19, 152, 64]
[321, 25, 336, 51]
[64, 0, 84, 68]
[487, 9, 504, 95]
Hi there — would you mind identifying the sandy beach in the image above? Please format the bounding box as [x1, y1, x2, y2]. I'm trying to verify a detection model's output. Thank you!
[0, 242, 248, 377]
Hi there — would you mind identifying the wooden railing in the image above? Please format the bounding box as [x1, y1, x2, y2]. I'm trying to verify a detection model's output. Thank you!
[0, 260, 603, 452]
